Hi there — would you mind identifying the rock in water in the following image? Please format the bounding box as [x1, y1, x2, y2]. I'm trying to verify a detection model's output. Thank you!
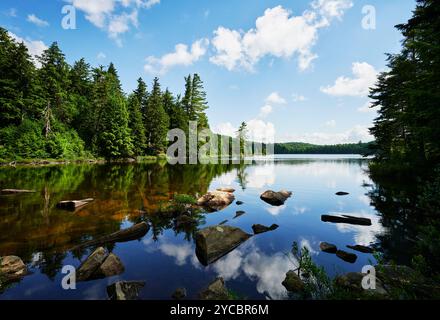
[336, 250, 358, 263]
[336, 191, 349, 196]
[1, 189, 35, 195]
[95, 253, 125, 278]
[320, 242, 337, 253]
[197, 191, 235, 211]
[321, 215, 372, 226]
[334, 272, 388, 297]
[252, 224, 279, 234]
[77, 247, 108, 281]
[346, 245, 374, 254]
[0, 256, 27, 282]
[236, 201, 244, 205]
[56, 198, 94, 211]
[234, 211, 246, 219]
[107, 281, 145, 300]
[216, 187, 235, 193]
[195, 225, 252, 265]
[260, 190, 292, 206]
[282, 270, 304, 293]
[200, 277, 230, 300]
[172, 287, 187, 300]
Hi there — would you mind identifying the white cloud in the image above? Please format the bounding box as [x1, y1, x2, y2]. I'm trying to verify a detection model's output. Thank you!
[292, 93, 307, 102]
[97, 52, 107, 59]
[259, 105, 273, 118]
[69, 0, 158, 45]
[321, 62, 378, 97]
[278, 124, 373, 144]
[247, 119, 276, 143]
[27, 14, 49, 27]
[212, 122, 237, 137]
[325, 119, 336, 127]
[265, 92, 286, 105]
[144, 38, 209, 74]
[5, 8, 17, 17]
[8, 32, 48, 67]
[210, 3, 352, 72]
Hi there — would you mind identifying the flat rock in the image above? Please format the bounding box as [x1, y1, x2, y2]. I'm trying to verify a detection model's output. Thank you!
[172, 287, 187, 300]
[1, 189, 35, 195]
[107, 281, 145, 300]
[197, 191, 235, 211]
[195, 225, 252, 265]
[336, 191, 350, 196]
[0, 256, 27, 282]
[321, 215, 372, 226]
[336, 250, 358, 263]
[56, 198, 94, 211]
[282, 270, 304, 293]
[347, 245, 374, 254]
[252, 224, 279, 234]
[216, 187, 235, 193]
[77, 247, 108, 281]
[95, 253, 124, 278]
[199, 277, 230, 300]
[320, 242, 337, 253]
[260, 190, 292, 206]
[234, 211, 246, 219]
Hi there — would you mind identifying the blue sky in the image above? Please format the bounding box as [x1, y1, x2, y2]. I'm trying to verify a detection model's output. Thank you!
[0, 0, 416, 144]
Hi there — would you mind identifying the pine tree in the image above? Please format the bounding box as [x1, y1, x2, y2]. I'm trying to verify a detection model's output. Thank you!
[191, 74, 209, 129]
[144, 77, 169, 155]
[163, 90, 188, 133]
[127, 93, 147, 156]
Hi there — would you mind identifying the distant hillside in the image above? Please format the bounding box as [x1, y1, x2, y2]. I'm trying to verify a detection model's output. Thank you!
[273, 142, 373, 155]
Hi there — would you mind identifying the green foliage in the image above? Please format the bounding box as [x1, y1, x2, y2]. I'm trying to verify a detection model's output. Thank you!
[274, 141, 373, 155]
[173, 193, 197, 205]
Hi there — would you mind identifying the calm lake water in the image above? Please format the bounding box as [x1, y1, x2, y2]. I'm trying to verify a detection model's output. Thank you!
[0, 155, 387, 300]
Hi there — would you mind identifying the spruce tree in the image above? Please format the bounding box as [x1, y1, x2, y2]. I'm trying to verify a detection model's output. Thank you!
[127, 93, 147, 156]
[144, 77, 169, 155]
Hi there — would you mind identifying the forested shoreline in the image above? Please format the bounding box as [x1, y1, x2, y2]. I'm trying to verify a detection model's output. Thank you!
[0, 27, 209, 161]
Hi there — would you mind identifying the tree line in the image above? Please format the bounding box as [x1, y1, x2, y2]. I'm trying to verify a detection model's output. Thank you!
[0, 27, 209, 160]
[273, 141, 372, 155]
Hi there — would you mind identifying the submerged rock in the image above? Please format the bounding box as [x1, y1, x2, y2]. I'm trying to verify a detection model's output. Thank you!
[260, 190, 292, 206]
[336, 191, 350, 196]
[252, 224, 279, 234]
[197, 191, 235, 211]
[216, 187, 235, 193]
[107, 281, 145, 300]
[236, 201, 244, 205]
[321, 215, 372, 226]
[77, 247, 108, 281]
[347, 245, 374, 254]
[199, 277, 230, 300]
[336, 250, 358, 263]
[195, 225, 252, 265]
[0, 256, 27, 282]
[282, 270, 304, 293]
[320, 242, 337, 253]
[95, 253, 125, 278]
[172, 287, 187, 300]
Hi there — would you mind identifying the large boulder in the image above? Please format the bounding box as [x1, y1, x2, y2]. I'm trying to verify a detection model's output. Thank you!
[95, 253, 125, 278]
[260, 190, 292, 206]
[282, 270, 304, 293]
[77, 247, 108, 281]
[195, 225, 252, 265]
[252, 224, 279, 234]
[197, 191, 235, 211]
[107, 281, 145, 300]
[0, 256, 27, 282]
[199, 277, 230, 300]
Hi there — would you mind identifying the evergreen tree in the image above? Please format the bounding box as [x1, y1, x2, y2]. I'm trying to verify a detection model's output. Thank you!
[190, 73, 209, 129]
[127, 93, 147, 156]
[144, 77, 169, 155]
[163, 90, 188, 133]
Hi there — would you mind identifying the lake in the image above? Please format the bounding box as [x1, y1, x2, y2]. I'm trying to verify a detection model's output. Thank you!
[0, 155, 387, 300]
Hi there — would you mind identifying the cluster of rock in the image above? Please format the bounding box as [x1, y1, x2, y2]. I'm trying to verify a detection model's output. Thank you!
[77, 247, 124, 281]
[319, 242, 375, 264]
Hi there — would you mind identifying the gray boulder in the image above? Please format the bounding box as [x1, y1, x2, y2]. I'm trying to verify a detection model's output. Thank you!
[195, 225, 252, 265]
[107, 281, 145, 300]
[77, 247, 108, 281]
[336, 250, 358, 263]
[95, 253, 125, 278]
[260, 190, 292, 206]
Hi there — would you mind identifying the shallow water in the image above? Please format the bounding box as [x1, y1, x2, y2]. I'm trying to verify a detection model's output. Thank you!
[0, 155, 386, 300]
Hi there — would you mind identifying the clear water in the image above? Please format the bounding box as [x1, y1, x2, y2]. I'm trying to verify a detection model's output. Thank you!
[0, 155, 384, 300]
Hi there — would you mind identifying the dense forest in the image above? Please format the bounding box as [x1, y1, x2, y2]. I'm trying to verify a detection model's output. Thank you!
[0, 27, 209, 161]
[368, 0, 440, 290]
[273, 142, 372, 155]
